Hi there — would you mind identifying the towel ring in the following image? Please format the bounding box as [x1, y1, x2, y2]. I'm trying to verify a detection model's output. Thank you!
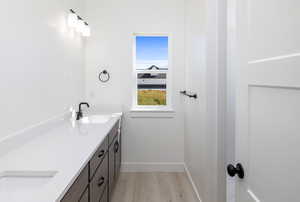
[99, 70, 110, 83]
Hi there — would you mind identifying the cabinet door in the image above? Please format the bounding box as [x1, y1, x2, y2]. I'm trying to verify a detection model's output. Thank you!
[114, 134, 121, 180]
[100, 186, 108, 202]
[108, 139, 115, 196]
[61, 165, 89, 202]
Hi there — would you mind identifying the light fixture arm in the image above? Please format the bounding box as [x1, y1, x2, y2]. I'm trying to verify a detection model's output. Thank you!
[68, 9, 90, 37]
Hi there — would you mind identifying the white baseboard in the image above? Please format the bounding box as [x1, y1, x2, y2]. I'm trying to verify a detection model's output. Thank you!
[121, 162, 185, 172]
[184, 164, 202, 202]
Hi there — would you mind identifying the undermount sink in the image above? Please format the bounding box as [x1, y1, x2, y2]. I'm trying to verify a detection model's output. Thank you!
[80, 114, 112, 124]
[0, 171, 57, 201]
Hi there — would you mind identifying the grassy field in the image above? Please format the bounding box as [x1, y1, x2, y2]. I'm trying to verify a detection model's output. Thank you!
[138, 90, 166, 105]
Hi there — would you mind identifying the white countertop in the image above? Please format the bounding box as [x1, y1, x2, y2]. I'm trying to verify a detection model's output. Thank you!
[0, 112, 122, 202]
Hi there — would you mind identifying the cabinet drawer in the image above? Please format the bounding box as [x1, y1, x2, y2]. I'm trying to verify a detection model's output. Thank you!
[109, 121, 119, 146]
[90, 154, 108, 202]
[100, 186, 108, 202]
[61, 165, 89, 202]
[90, 136, 108, 180]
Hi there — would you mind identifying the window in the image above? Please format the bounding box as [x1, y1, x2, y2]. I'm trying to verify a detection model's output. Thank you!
[133, 35, 172, 110]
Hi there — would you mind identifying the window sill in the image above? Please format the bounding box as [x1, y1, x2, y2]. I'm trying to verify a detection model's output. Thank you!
[130, 107, 175, 118]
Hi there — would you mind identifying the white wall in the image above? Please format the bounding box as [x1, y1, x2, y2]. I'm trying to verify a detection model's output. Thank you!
[184, 0, 208, 199]
[85, 0, 185, 170]
[0, 0, 85, 139]
[184, 0, 226, 201]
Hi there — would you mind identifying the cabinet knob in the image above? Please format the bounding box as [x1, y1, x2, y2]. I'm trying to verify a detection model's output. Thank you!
[114, 141, 119, 153]
[97, 176, 105, 187]
[98, 150, 105, 158]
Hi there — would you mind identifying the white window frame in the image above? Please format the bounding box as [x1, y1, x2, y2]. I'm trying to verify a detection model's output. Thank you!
[132, 33, 173, 111]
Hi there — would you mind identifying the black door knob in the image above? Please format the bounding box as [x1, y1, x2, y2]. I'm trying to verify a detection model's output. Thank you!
[227, 163, 245, 179]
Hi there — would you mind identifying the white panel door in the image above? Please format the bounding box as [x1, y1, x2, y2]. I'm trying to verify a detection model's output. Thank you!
[230, 0, 300, 201]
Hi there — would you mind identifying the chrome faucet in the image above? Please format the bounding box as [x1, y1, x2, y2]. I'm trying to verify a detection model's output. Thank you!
[76, 102, 90, 120]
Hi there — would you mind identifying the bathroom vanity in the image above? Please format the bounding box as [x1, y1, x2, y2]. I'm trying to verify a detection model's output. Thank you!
[61, 120, 121, 202]
[0, 113, 122, 202]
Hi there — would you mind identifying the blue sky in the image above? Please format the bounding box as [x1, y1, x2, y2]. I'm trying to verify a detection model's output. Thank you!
[136, 36, 168, 62]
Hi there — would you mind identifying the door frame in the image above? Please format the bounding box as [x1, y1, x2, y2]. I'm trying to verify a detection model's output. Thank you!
[216, 0, 228, 201]
[207, 0, 228, 201]
[225, 0, 238, 201]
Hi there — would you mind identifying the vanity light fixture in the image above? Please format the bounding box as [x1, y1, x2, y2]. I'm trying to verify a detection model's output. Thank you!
[82, 22, 91, 37]
[68, 9, 91, 37]
[76, 16, 85, 33]
[68, 9, 77, 28]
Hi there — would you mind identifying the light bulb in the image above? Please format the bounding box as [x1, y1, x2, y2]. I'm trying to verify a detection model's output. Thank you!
[82, 23, 91, 37]
[68, 12, 77, 28]
[76, 19, 85, 33]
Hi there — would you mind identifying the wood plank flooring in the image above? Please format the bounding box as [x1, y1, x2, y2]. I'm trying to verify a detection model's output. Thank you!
[110, 172, 199, 202]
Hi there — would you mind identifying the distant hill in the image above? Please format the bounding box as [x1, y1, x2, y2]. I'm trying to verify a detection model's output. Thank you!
[147, 65, 160, 70]
[147, 65, 167, 70]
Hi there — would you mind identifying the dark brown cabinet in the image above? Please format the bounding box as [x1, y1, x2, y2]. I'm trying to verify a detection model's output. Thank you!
[90, 136, 108, 180]
[79, 187, 89, 202]
[108, 127, 121, 199]
[61, 120, 121, 202]
[99, 186, 108, 202]
[90, 154, 108, 202]
[115, 138, 121, 180]
[108, 139, 115, 197]
[61, 165, 89, 202]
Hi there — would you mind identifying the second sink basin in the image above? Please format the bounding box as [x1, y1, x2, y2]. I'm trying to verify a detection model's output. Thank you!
[0, 171, 57, 201]
[80, 115, 112, 124]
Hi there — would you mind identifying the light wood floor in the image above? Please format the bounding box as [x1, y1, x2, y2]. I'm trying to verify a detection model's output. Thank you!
[110, 172, 199, 202]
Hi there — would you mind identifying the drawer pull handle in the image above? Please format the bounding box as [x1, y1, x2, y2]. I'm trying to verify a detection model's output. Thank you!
[97, 176, 105, 187]
[98, 150, 105, 158]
